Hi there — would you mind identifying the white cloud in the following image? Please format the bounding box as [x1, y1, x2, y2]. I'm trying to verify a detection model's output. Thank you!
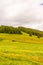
[0, 0, 43, 30]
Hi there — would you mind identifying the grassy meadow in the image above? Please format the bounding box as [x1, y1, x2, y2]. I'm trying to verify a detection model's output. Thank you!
[0, 33, 43, 65]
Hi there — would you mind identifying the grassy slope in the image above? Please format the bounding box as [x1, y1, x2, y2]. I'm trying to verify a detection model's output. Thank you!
[0, 33, 43, 65]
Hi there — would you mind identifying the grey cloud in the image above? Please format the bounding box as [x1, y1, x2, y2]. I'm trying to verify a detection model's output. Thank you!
[0, 0, 43, 30]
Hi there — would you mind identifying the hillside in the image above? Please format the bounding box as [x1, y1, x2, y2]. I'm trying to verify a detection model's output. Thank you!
[0, 26, 43, 65]
[0, 25, 43, 38]
[0, 33, 43, 65]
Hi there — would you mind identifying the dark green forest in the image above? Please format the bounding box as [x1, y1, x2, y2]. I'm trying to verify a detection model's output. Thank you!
[0, 25, 43, 38]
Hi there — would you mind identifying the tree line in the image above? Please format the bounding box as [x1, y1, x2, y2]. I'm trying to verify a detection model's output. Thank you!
[18, 27, 43, 38]
[0, 25, 22, 34]
[0, 25, 43, 38]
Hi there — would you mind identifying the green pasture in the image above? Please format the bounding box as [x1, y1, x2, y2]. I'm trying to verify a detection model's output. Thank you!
[0, 33, 43, 65]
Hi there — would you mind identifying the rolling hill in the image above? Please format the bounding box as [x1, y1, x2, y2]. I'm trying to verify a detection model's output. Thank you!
[0, 26, 43, 65]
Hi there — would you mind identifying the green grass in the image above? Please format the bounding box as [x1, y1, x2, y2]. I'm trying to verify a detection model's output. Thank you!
[0, 33, 43, 65]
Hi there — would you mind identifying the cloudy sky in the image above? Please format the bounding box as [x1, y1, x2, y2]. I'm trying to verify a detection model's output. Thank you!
[0, 0, 43, 30]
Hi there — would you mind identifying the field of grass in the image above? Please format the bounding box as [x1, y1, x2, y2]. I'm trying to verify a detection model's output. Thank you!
[0, 33, 43, 65]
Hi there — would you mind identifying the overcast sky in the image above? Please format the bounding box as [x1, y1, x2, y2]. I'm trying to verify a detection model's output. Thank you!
[0, 0, 43, 30]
